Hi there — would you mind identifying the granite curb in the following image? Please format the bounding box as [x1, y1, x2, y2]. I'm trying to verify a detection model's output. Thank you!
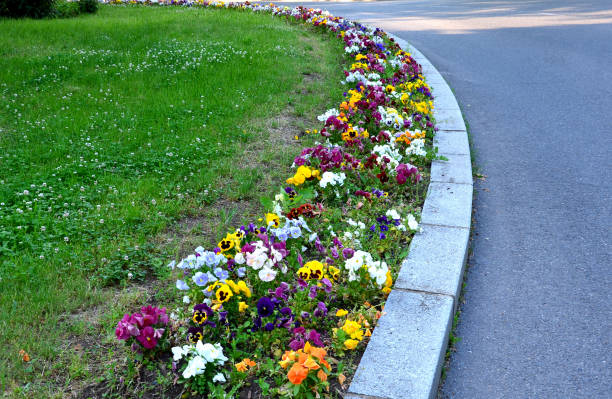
[344, 34, 473, 399]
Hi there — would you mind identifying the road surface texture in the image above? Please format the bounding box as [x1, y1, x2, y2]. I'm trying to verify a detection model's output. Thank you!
[279, 1, 612, 397]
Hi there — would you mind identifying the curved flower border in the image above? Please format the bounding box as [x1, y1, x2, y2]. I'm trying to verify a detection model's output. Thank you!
[107, 1, 439, 397]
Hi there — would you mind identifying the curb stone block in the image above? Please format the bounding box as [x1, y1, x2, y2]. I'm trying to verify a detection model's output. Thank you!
[422, 73, 446, 86]
[396, 224, 470, 303]
[348, 31, 472, 399]
[434, 129, 470, 155]
[421, 182, 472, 229]
[345, 290, 454, 399]
[433, 107, 466, 131]
[419, 62, 439, 76]
[430, 84, 460, 110]
[431, 153, 473, 185]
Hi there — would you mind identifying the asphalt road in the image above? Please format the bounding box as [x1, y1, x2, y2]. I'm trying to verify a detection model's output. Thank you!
[279, 1, 612, 397]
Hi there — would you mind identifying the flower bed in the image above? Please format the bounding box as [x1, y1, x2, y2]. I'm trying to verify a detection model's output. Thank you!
[107, 1, 438, 397]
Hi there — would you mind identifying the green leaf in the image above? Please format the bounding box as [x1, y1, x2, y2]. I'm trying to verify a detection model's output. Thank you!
[260, 196, 274, 212]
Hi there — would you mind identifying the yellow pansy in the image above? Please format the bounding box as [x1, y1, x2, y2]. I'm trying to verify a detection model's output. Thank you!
[215, 284, 233, 303]
[297, 267, 310, 281]
[342, 320, 361, 335]
[328, 265, 340, 281]
[237, 280, 251, 297]
[265, 213, 280, 228]
[344, 339, 359, 350]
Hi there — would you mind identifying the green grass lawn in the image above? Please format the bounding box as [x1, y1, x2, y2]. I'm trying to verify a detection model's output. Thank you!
[0, 5, 345, 396]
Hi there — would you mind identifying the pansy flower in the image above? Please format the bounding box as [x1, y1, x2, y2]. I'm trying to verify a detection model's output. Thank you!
[256, 297, 275, 318]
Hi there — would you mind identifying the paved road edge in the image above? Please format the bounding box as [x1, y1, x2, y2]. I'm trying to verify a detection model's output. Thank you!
[344, 34, 473, 399]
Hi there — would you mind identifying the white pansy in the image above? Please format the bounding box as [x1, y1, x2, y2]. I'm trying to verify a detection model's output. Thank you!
[343, 71, 381, 86]
[406, 138, 426, 157]
[270, 249, 283, 262]
[368, 260, 389, 286]
[177, 254, 196, 269]
[378, 106, 405, 130]
[317, 108, 339, 122]
[344, 45, 361, 54]
[171, 345, 192, 361]
[258, 267, 277, 282]
[386, 209, 401, 220]
[195, 341, 227, 365]
[234, 252, 245, 264]
[246, 250, 267, 270]
[273, 200, 282, 216]
[319, 171, 346, 188]
[406, 214, 420, 231]
[372, 143, 403, 170]
[182, 355, 206, 379]
[213, 373, 227, 383]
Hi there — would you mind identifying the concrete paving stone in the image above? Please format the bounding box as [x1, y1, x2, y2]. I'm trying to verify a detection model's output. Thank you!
[421, 182, 473, 229]
[396, 224, 470, 303]
[433, 107, 466, 131]
[434, 130, 470, 155]
[347, 289, 454, 399]
[431, 153, 473, 185]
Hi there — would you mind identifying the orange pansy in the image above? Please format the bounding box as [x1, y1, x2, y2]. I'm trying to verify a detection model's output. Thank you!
[287, 363, 308, 385]
[303, 357, 320, 370]
[309, 346, 327, 362]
